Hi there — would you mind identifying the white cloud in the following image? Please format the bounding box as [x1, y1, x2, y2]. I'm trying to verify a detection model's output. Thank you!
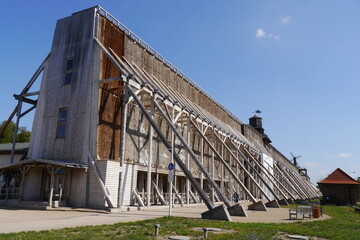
[280, 16, 291, 24]
[329, 153, 352, 158]
[268, 33, 280, 40]
[255, 28, 266, 38]
[255, 29, 279, 40]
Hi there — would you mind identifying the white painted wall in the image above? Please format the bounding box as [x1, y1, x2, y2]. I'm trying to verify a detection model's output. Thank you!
[262, 153, 275, 201]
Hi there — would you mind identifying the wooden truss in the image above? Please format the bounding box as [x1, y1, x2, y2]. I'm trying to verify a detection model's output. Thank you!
[94, 35, 319, 218]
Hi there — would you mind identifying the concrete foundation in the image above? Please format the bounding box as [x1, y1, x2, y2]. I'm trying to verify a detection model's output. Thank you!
[278, 199, 289, 205]
[201, 204, 232, 221]
[265, 200, 280, 208]
[248, 201, 267, 211]
[227, 204, 248, 217]
[0, 200, 48, 210]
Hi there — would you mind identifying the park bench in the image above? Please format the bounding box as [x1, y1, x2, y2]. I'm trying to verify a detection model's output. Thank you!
[352, 206, 360, 213]
[289, 206, 312, 220]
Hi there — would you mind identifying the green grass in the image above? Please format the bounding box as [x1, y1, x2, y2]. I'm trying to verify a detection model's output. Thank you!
[0, 205, 359, 239]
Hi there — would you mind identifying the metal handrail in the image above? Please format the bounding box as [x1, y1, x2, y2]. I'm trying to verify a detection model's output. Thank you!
[96, 6, 243, 125]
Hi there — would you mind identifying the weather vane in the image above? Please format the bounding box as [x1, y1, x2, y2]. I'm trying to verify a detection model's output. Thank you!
[253, 109, 262, 114]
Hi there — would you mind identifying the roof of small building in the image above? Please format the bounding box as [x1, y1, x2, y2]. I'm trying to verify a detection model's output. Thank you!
[0, 143, 29, 151]
[318, 168, 360, 185]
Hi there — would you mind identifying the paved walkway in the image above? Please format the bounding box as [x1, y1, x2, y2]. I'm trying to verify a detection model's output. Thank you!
[0, 202, 330, 234]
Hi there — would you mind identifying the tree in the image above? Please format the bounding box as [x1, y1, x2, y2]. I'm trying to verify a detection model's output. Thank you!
[0, 121, 31, 143]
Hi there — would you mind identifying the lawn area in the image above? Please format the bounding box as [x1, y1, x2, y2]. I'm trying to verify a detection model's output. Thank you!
[0, 205, 358, 239]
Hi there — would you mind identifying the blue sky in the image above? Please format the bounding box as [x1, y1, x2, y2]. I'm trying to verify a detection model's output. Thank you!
[1, 1, 359, 183]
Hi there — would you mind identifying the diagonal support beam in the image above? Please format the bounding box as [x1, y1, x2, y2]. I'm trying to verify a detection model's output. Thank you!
[97, 38, 233, 219]
[228, 141, 282, 202]
[152, 181, 166, 205]
[275, 164, 307, 200]
[212, 130, 272, 202]
[151, 99, 235, 209]
[190, 120, 257, 203]
[269, 161, 304, 200]
[128, 87, 216, 210]
[300, 176, 319, 198]
[88, 154, 115, 208]
[286, 169, 312, 199]
[0, 53, 50, 138]
[241, 146, 296, 200]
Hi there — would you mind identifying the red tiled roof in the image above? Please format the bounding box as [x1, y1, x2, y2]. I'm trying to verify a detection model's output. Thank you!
[318, 168, 360, 185]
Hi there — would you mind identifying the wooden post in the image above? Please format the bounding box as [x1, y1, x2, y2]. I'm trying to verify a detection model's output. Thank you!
[18, 166, 30, 203]
[236, 151, 240, 194]
[59, 185, 63, 206]
[48, 166, 55, 208]
[10, 100, 23, 163]
[169, 104, 175, 216]
[200, 122, 204, 190]
[118, 75, 131, 208]
[186, 115, 190, 204]
[221, 142, 224, 193]
[146, 93, 155, 207]
[211, 129, 215, 202]
[5, 174, 9, 201]
[130, 88, 218, 209]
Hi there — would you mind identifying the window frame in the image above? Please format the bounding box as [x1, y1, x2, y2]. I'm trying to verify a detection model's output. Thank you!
[56, 108, 68, 138]
[63, 57, 74, 85]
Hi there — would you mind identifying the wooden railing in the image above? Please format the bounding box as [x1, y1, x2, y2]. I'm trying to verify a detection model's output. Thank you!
[0, 187, 20, 200]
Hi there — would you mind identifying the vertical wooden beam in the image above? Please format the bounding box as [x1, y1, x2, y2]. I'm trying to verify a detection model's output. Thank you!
[155, 173, 159, 204]
[118, 75, 132, 208]
[10, 100, 23, 163]
[146, 93, 155, 207]
[200, 122, 204, 190]
[236, 151, 240, 194]
[0, 53, 48, 140]
[221, 143, 224, 193]
[211, 129, 215, 202]
[48, 166, 55, 208]
[5, 173, 9, 201]
[130, 89, 217, 209]
[169, 103, 176, 215]
[18, 166, 30, 203]
[186, 115, 191, 204]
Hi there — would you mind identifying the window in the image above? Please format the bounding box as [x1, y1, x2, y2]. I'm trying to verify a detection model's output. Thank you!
[64, 58, 74, 85]
[56, 108, 68, 138]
